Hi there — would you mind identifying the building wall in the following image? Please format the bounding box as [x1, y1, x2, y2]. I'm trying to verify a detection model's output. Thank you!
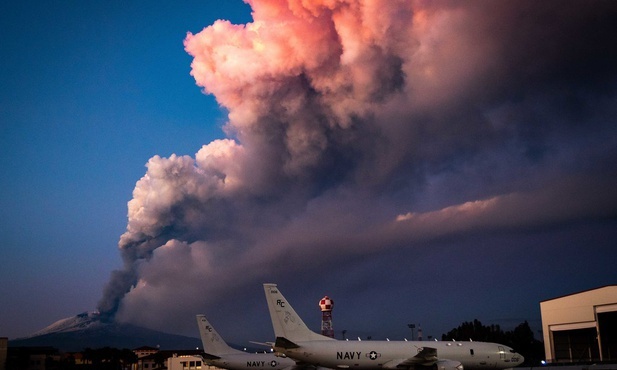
[27, 354, 47, 370]
[540, 285, 617, 363]
[167, 355, 203, 370]
[0, 337, 7, 370]
[166, 356, 224, 370]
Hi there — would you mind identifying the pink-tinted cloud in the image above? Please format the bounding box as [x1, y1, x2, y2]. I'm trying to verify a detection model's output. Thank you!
[98, 0, 617, 337]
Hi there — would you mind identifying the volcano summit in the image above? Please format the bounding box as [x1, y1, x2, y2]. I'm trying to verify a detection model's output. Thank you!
[9, 312, 200, 352]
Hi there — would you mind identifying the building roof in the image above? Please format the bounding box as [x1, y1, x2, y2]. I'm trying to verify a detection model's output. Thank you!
[140, 350, 203, 361]
[133, 346, 159, 351]
[540, 284, 617, 303]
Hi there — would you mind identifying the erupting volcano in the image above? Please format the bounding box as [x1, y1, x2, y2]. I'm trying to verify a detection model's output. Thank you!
[9, 311, 200, 352]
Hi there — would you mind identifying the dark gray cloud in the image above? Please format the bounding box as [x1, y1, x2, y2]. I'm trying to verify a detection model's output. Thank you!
[97, 0, 617, 341]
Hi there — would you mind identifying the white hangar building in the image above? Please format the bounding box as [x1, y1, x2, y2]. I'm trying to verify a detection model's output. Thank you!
[540, 285, 617, 363]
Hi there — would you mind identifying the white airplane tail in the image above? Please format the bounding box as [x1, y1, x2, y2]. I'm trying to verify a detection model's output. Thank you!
[196, 314, 239, 356]
[263, 283, 334, 344]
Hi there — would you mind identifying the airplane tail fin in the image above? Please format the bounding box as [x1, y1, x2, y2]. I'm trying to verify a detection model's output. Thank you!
[263, 283, 335, 343]
[196, 315, 238, 356]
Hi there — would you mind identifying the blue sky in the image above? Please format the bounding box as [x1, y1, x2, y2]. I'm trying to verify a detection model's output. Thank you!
[0, 0, 250, 337]
[1, 0, 617, 346]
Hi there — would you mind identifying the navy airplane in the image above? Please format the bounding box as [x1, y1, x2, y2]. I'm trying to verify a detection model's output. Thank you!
[263, 284, 524, 370]
[197, 314, 303, 370]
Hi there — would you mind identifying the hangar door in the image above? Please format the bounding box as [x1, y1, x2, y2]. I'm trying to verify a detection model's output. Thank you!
[551, 324, 600, 362]
[598, 308, 617, 360]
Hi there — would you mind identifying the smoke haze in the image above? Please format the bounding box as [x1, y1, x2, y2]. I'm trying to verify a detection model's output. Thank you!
[98, 0, 617, 339]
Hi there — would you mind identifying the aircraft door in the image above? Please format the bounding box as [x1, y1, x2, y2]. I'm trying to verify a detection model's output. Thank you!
[498, 346, 505, 360]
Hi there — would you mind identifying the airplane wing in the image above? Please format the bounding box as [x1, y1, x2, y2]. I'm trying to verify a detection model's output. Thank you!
[282, 363, 325, 370]
[412, 346, 438, 365]
[382, 347, 438, 369]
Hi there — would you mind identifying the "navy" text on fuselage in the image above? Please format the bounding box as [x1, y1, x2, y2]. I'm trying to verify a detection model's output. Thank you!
[337, 352, 362, 360]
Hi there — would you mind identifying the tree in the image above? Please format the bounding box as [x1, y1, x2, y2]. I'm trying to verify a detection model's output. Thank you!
[153, 351, 169, 369]
[508, 321, 545, 366]
[119, 348, 138, 370]
[442, 319, 544, 366]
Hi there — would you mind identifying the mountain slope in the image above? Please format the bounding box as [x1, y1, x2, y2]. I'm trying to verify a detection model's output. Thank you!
[9, 312, 201, 352]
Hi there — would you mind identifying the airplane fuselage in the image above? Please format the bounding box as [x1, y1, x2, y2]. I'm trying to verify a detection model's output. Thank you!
[208, 353, 297, 370]
[276, 340, 522, 370]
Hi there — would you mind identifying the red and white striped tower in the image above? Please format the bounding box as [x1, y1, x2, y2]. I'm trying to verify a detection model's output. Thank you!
[319, 296, 334, 338]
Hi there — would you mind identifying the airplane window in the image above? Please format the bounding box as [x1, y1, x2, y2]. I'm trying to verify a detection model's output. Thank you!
[470, 349, 474, 356]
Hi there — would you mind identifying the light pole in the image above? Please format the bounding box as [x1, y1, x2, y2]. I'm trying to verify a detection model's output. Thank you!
[408, 324, 415, 341]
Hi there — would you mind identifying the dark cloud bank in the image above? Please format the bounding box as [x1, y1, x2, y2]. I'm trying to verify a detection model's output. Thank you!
[98, 0, 617, 341]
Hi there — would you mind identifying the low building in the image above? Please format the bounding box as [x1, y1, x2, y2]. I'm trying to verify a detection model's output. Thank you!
[62, 352, 88, 366]
[134, 346, 160, 359]
[540, 285, 617, 363]
[134, 350, 206, 370]
[5, 346, 60, 370]
[1, 338, 7, 370]
[167, 354, 203, 370]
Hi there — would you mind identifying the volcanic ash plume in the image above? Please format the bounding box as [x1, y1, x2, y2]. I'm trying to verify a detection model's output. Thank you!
[98, 0, 617, 329]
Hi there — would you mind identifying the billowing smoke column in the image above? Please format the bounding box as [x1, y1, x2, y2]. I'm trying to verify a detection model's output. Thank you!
[98, 0, 617, 328]
[97, 0, 416, 320]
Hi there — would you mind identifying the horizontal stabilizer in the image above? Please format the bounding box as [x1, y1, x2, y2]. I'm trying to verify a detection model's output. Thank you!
[201, 352, 222, 360]
[275, 336, 300, 349]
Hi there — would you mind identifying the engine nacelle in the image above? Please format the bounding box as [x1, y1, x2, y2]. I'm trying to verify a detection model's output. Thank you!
[433, 360, 463, 370]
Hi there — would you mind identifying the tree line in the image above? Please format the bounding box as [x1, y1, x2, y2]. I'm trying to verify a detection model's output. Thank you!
[441, 319, 545, 366]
